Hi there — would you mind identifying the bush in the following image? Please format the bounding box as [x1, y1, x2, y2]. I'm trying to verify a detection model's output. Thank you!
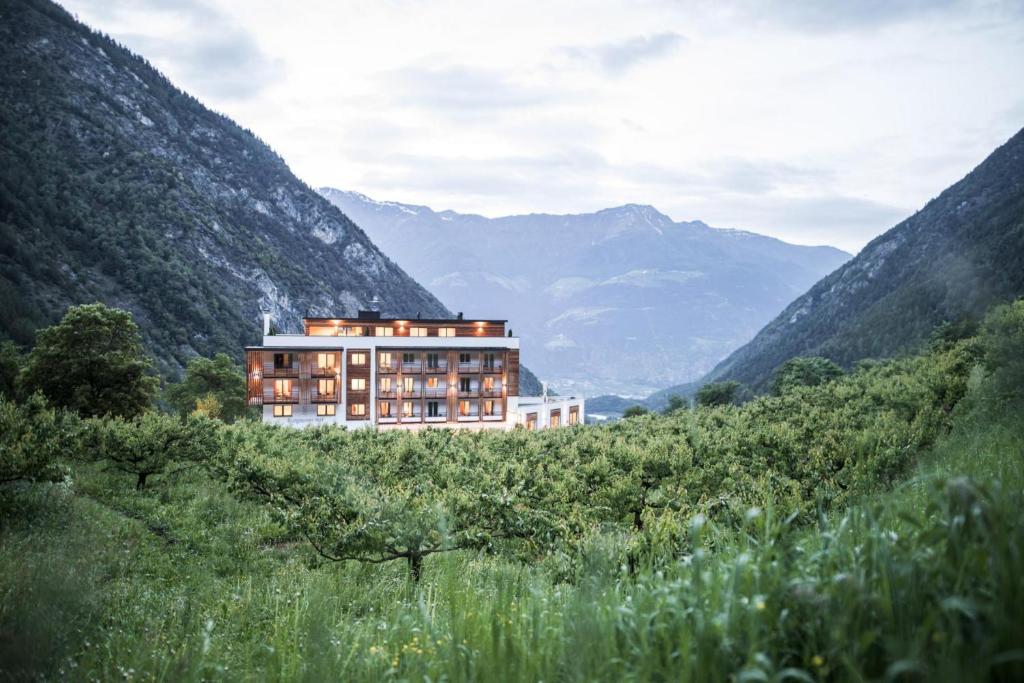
[0, 394, 72, 486]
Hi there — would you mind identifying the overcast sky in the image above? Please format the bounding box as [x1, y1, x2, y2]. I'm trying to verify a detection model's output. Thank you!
[63, 0, 1024, 253]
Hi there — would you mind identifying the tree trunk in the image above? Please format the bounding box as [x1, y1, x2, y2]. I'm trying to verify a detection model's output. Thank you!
[408, 553, 423, 583]
[633, 507, 644, 531]
[136, 472, 147, 490]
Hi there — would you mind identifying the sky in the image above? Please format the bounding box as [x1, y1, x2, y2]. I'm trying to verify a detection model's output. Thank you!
[62, 0, 1024, 253]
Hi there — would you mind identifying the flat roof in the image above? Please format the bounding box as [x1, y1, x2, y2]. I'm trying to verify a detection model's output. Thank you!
[303, 317, 507, 324]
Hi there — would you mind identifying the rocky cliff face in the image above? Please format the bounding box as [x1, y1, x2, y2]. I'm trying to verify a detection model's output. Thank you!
[0, 0, 448, 377]
[701, 126, 1024, 391]
[320, 188, 849, 396]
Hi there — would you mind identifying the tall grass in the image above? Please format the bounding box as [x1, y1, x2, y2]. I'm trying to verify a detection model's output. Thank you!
[2, 392, 1022, 681]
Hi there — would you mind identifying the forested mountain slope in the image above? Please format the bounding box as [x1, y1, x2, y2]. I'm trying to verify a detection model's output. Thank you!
[700, 126, 1024, 391]
[0, 0, 448, 378]
[321, 188, 848, 396]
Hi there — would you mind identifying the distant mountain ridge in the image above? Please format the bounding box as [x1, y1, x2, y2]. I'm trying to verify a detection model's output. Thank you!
[690, 125, 1024, 393]
[0, 0, 449, 378]
[320, 188, 850, 396]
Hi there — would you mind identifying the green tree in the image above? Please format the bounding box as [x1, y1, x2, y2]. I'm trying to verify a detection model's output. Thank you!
[20, 304, 159, 418]
[771, 357, 844, 395]
[88, 412, 217, 490]
[979, 299, 1024, 400]
[695, 381, 742, 407]
[0, 341, 21, 399]
[622, 405, 650, 418]
[0, 394, 71, 485]
[165, 353, 249, 423]
[663, 394, 688, 414]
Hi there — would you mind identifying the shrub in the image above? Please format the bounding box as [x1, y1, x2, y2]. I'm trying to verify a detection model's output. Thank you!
[0, 394, 72, 486]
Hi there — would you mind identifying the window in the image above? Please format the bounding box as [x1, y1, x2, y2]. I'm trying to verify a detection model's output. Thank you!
[551, 411, 561, 427]
[483, 400, 495, 416]
[316, 353, 336, 371]
[403, 352, 417, 364]
[318, 378, 336, 397]
[274, 379, 292, 399]
[375, 326, 394, 337]
[402, 401, 414, 417]
[525, 413, 537, 430]
[350, 378, 366, 391]
[350, 403, 366, 416]
[380, 401, 392, 417]
[426, 377, 439, 389]
[317, 404, 336, 416]
[439, 327, 456, 337]
[379, 377, 392, 392]
[459, 400, 472, 416]
[403, 376, 415, 393]
[379, 352, 393, 367]
[459, 377, 471, 392]
[427, 401, 440, 417]
[483, 353, 496, 369]
[482, 376, 494, 391]
[350, 352, 367, 366]
[569, 408, 579, 425]
[426, 352, 440, 368]
[459, 352, 471, 364]
[338, 326, 366, 337]
[309, 326, 335, 336]
[273, 404, 292, 417]
[273, 353, 293, 370]
[409, 326, 427, 337]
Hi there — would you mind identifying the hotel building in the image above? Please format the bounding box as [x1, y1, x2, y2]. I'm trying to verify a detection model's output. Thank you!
[245, 311, 583, 430]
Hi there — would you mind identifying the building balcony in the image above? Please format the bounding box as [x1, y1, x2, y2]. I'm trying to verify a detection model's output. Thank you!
[264, 366, 299, 378]
[311, 366, 338, 377]
[424, 414, 447, 423]
[271, 393, 299, 404]
[423, 388, 447, 399]
[482, 363, 503, 373]
[481, 388, 502, 398]
[311, 393, 338, 403]
[377, 390, 397, 399]
[458, 362, 481, 373]
[378, 361, 398, 373]
[401, 390, 422, 399]
[424, 362, 448, 373]
[401, 362, 422, 373]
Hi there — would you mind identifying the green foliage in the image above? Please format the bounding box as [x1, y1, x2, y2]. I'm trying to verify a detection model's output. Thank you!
[86, 411, 217, 490]
[771, 356, 844, 395]
[663, 394, 688, 414]
[622, 405, 650, 418]
[165, 353, 250, 423]
[20, 303, 159, 418]
[0, 340, 21, 399]
[0, 393, 72, 485]
[979, 298, 1024, 400]
[695, 380, 741, 407]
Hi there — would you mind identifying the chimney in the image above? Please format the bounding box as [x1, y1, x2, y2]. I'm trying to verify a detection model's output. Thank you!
[457, 312, 464, 320]
[262, 312, 271, 336]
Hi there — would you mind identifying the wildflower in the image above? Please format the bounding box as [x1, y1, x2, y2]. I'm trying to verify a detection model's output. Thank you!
[812, 655, 825, 667]
[755, 599, 766, 611]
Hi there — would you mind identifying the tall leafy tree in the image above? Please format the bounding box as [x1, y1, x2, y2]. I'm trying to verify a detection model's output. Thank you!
[0, 394, 71, 485]
[771, 357, 844, 395]
[20, 303, 159, 417]
[0, 341, 21, 399]
[165, 353, 250, 423]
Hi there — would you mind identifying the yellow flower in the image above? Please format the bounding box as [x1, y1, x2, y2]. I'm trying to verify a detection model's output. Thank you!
[812, 655, 826, 667]
[755, 600, 766, 611]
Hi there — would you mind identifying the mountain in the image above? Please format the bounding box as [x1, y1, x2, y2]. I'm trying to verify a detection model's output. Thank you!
[698, 126, 1024, 392]
[0, 0, 448, 379]
[319, 189, 850, 396]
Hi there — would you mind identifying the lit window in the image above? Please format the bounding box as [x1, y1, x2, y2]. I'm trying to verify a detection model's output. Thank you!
[317, 404, 336, 416]
[379, 352, 393, 367]
[402, 401, 414, 417]
[525, 413, 537, 430]
[379, 377, 392, 392]
[426, 377, 439, 389]
[409, 327, 427, 337]
[375, 326, 394, 337]
[318, 378, 335, 396]
[350, 403, 366, 416]
[350, 352, 367, 366]
[274, 379, 292, 399]
[316, 353, 336, 371]
[551, 412, 560, 427]
[403, 376, 415, 393]
[459, 400, 472, 416]
[569, 408, 579, 425]
[350, 378, 366, 391]
[483, 377, 494, 391]
[273, 404, 292, 417]
[338, 326, 366, 337]
[379, 401, 391, 417]
[308, 326, 335, 336]
[439, 327, 456, 337]
[483, 400, 495, 416]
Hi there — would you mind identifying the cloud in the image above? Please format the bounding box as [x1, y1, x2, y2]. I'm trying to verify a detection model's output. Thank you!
[67, 0, 283, 100]
[559, 32, 686, 73]
[729, 0, 1020, 33]
[383, 64, 558, 115]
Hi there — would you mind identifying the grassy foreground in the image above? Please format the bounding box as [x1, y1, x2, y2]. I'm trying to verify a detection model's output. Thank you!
[1, 380, 1022, 682]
